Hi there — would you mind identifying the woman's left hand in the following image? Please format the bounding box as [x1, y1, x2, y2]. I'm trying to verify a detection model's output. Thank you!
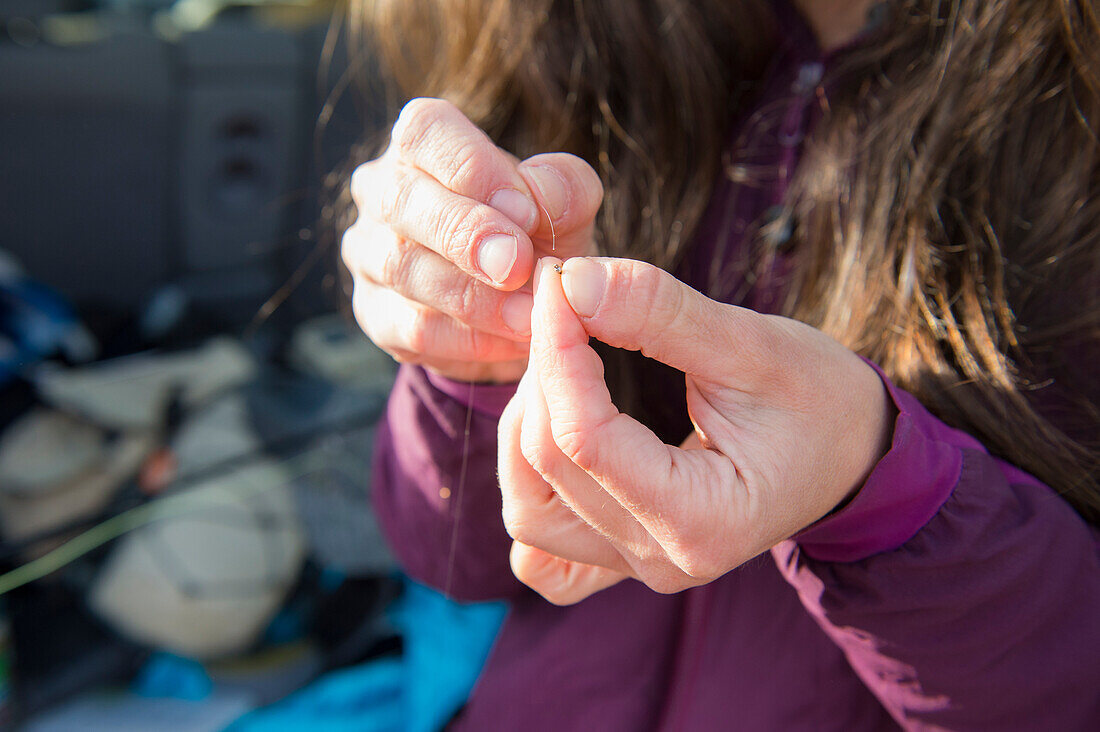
[498, 257, 895, 605]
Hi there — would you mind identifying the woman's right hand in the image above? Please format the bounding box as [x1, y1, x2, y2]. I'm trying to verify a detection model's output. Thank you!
[342, 98, 604, 383]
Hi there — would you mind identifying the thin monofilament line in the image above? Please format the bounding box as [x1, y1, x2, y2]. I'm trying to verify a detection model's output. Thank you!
[540, 201, 556, 252]
[442, 201, 554, 597]
[443, 379, 475, 598]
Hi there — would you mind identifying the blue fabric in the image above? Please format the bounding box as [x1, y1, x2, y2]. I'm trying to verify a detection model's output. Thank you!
[0, 256, 90, 384]
[227, 577, 506, 732]
[132, 652, 214, 701]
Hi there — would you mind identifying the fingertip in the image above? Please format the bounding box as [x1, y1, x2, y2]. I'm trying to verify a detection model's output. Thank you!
[560, 257, 607, 319]
[477, 234, 536, 290]
[532, 256, 562, 298]
[520, 163, 568, 227]
[531, 255, 592, 362]
[488, 188, 538, 232]
[519, 153, 604, 234]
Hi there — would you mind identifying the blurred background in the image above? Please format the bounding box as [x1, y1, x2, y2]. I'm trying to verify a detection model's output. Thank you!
[0, 1, 503, 729]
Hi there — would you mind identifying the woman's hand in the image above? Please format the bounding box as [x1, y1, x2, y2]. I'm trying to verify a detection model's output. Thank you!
[342, 98, 603, 383]
[498, 257, 895, 604]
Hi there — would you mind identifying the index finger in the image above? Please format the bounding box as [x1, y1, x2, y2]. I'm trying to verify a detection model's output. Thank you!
[389, 98, 541, 233]
[530, 259, 743, 563]
[386, 101, 603, 248]
[529, 259, 673, 518]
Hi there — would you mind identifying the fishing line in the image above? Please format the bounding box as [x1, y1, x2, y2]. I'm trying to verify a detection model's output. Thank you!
[441, 199, 556, 598]
[443, 381, 475, 598]
[543, 201, 556, 252]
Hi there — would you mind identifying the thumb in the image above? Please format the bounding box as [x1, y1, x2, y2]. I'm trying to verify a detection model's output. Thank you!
[558, 257, 776, 379]
[518, 153, 603, 258]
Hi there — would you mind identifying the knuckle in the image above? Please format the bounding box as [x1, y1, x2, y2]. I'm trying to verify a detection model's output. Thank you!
[392, 97, 454, 158]
[450, 274, 483, 322]
[519, 431, 548, 475]
[349, 159, 378, 204]
[500, 503, 523, 540]
[394, 99, 497, 199]
[350, 286, 382, 345]
[636, 564, 689, 595]
[552, 424, 591, 467]
[404, 307, 434, 355]
[665, 533, 722, 581]
[377, 236, 412, 291]
[339, 225, 360, 272]
[630, 264, 693, 362]
[648, 270, 687, 335]
[436, 201, 485, 262]
[510, 553, 543, 589]
[669, 552, 720, 582]
[442, 140, 490, 196]
[520, 429, 565, 482]
[619, 265, 667, 346]
[502, 514, 537, 547]
[459, 326, 485, 360]
[467, 326, 508, 362]
[377, 165, 415, 224]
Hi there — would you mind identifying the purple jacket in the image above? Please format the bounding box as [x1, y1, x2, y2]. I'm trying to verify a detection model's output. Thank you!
[370, 6, 1100, 730]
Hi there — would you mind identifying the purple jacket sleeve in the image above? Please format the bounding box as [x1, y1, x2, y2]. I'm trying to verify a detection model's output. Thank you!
[775, 367, 1100, 730]
[371, 364, 525, 602]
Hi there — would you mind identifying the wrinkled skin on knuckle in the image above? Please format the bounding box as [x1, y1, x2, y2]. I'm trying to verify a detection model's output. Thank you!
[435, 200, 485, 265]
[616, 264, 676, 353]
[403, 306, 435, 356]
[392, 97, 453, 160]
[377, 235, 415, 292]
[519, 430, 556, 481]
[443, 139, 492, 197]
[651, 277, 687, 335]
[377, 165, 416, 227]
[465, 328, 502, 363]
[430, 271, 479, 326]
[644, 275, 692, 363]
[551, 422, 591, 467]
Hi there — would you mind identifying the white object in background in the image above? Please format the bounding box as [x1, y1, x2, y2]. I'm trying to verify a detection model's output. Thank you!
[288, 313, 396, 393]
[0, 409, 153, 553]
[89, 459, 306, 659]
[0, 409, 104, 489]
[34, 337, 255, 431]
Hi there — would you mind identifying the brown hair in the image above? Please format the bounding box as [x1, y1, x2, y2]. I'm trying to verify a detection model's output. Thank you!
[349, 0, 1100, 523]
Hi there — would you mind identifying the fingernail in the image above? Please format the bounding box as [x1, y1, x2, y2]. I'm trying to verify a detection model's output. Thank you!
[489, 189, 537, 231]
[533, 257, 560, 298]
[524, 165, 568, 222]
[561, 258, 605, 318]
[501, 292, 533, 336]
[478, 234, 518, 284]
